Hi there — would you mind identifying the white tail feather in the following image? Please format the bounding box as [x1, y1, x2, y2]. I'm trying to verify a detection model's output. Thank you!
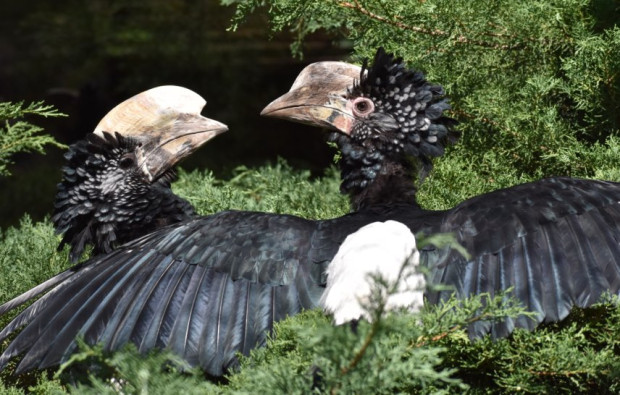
[320, 220, 424, 325]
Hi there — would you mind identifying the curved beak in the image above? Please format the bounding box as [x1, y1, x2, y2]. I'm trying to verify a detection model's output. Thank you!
[134, 114, 226, 182]
[261, 62, 361, 136]
[94, 86, 228, 181]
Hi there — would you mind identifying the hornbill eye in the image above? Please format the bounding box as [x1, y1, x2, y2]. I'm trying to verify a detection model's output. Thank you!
[352, 97, 374, 117]
[119, 153, 136, 169]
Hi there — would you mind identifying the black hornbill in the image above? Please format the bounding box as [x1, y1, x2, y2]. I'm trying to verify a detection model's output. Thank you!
[1, 49, 620, 377]
[54, 85, 227, 262]
[262, 48, 620, 336]
[0, 85, 227, 320]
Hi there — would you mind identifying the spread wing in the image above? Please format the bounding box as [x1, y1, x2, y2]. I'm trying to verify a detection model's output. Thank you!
[422, 177, 620, 338]
[0, 211, 325, 376]
[4, 177, 620, 374]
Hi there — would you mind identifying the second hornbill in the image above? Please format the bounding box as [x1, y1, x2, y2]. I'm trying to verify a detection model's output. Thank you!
[0, 85, 227, 321]
[55, 85, 227, 262]
[1, 49, 620, 377]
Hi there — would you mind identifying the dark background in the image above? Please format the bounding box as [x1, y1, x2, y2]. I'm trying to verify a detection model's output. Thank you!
[0, 0, 351, 228]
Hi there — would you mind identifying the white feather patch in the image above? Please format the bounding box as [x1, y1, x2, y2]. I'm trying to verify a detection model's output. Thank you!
[320, 220, 424, 325]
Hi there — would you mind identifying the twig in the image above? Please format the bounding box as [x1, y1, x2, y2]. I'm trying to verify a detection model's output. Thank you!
[338, 0, 524, 51]
[528, 368, 606, 377]
[329, 319, 381, 394]
[413, 308, 527, 347]
[341, 316, 380, 376]
[449, 108, 501, 129]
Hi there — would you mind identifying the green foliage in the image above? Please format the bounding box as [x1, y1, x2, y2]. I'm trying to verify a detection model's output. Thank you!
[0, 372, 66, 395]
[224, 310, 464, 394]
[417, 133, 620, 210]
[1, 1, 618, 392]
[226, 0, 620, 182]
[0, 101, 66, 177]
[1, 1, 618, 393]
[0, 216, 72, 307]
[435, 300, 620, 394]
[221, 252, 525, 394]
[56, 341, 219, 395]
[174, 159, 349, 219]
[0, 216, 72, 394]
[221, 287, 619, 394]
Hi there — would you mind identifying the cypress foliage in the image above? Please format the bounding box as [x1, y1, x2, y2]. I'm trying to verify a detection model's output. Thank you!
[1, 1, 620, 392]
[0, 101, 66, 177]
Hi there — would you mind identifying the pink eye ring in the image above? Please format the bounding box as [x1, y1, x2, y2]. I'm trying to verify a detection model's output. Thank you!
[351, 97, 375, 117]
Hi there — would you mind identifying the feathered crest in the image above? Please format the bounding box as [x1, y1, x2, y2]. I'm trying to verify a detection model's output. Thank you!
[351, 47, 459, 176]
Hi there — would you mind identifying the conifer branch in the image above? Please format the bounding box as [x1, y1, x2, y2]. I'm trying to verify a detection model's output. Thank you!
[0, 101, 67, 176]
[338, 0, 524, 50]
[529, 368, 603, 377]
[340, 319, 380, 377]
[450, 108, 522, 138]
[329, 322, 380, 394]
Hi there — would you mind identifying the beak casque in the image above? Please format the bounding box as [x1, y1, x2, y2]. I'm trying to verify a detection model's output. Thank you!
[94, 85, 228, 181]
[261, 62, 361, 135]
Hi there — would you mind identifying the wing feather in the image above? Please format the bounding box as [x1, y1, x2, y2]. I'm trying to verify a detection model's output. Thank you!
[136, 256, 194, 352]
[168, 263, 209, 363]
[427, 178, 620, 338]
[7, 251, 149, 372]
[3, 177, 620, 375]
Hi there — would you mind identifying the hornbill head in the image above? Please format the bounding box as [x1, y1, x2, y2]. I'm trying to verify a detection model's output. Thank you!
[53, 86, 227, 261]
[262, 48, 458, 207]
[93, 85, 227, 182]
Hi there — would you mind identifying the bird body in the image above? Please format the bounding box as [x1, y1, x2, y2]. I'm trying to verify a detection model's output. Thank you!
[4, 174, 619, 375]
[261, 47, 620, 338]
[52, 85, 227, 262]
[315, 176, 620, 336]
[0, 85, 227, 338]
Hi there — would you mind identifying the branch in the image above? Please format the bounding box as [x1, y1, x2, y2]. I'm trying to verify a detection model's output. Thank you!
[449, 108, 521, 138]
[528, 369, 604, 377]
[330, 319, 381, 394]
[413, 300, 535, 348]
[338, 0, 524, 50]
[341, 320, 380, 376]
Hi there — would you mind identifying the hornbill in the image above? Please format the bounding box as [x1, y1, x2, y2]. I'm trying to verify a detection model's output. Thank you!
[0, 85, 227, 317]
[54, 85, 227, 262]
[1, 49, 619, 378]
[262, 48, 620, 337]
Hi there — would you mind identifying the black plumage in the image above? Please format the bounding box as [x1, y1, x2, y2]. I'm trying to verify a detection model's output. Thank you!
[2, 49, 620, 378]
[53, 132, 196, 262]
[51, 84, 227, 262]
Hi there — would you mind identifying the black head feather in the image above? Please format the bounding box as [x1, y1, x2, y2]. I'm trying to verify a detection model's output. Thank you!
[335, 48, 458, 209]
[350, 47, 458, 167]
[52, 132, 196, 262]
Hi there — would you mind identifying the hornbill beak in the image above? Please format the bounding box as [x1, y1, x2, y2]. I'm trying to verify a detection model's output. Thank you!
[94, 85, 228, 181]
[261, 62, 362, 136]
